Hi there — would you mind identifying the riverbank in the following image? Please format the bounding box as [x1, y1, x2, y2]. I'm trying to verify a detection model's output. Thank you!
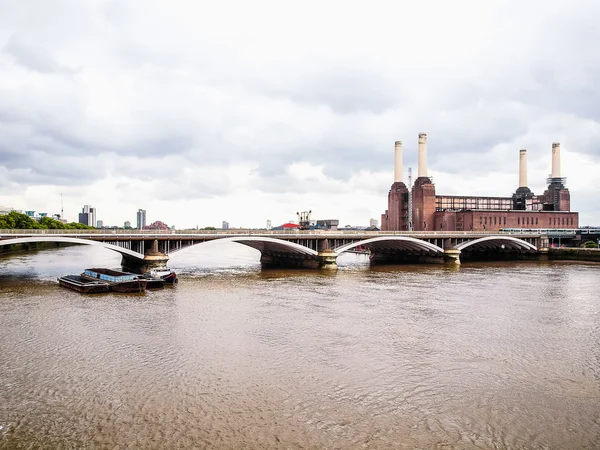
[548, 247, 600, 262]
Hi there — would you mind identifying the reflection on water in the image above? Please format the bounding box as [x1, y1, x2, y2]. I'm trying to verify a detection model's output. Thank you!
[1, 244, 599, 449]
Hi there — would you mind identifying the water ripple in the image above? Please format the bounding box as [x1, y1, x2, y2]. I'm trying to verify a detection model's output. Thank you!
[1, 248, 600, 448]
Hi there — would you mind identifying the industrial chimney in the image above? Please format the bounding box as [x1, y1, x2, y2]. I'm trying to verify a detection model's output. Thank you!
[394, 141, 403, 183]
[551, 142, 561, 178]
[513, 149, 534, 210]
[417, 133, 427, 178]
[519, 149, 528, 187]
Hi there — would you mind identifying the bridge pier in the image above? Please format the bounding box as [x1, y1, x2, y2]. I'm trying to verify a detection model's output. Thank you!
[121, 253, 170, 274]
[259, 252, 339, 270]
[122, 239, 169, 273]
[317, 239, 337, 270]
[260, 253, 315, 269]
[317, 251, 338, 270]
[443, 249, 461, 265]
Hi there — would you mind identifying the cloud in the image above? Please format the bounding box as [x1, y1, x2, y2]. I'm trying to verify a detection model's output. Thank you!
[4, 34, 77, 74]
[0, 0, 599, 227]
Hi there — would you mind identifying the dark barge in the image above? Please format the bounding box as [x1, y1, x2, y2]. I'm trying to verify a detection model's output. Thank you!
[57, 275, 110, 294]
[80, 268, 147, 293]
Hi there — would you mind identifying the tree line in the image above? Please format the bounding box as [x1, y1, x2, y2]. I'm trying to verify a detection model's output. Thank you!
[0, 211, 94, 230]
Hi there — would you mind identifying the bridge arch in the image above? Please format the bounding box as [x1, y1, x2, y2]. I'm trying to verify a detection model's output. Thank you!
[168, 236, 319, 257]
[334, 236, 444, 254]
[0, 236, 145, 260]
[455, 236, 537, 252]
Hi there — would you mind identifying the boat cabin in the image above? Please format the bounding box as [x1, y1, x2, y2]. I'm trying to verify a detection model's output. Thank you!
[83, 268, 140, 283]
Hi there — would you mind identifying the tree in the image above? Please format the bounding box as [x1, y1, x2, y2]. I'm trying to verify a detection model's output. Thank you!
[582, 240, 598, 248]
[38, 216, 66, 229]
[0, 211, 39, 229]
[64, 222, 95, 230]
[0, 211, 94, 230]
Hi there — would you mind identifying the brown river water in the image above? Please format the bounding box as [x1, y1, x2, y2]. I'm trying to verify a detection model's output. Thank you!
[1, 242, 599, 449]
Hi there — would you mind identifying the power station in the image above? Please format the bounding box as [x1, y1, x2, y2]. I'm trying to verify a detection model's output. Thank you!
[380, 134, 578, 232]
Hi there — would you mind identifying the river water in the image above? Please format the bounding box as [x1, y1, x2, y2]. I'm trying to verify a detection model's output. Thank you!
[1, 243, 599, 449]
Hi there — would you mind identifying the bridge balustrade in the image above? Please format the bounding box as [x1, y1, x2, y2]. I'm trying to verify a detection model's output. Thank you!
[0, 228, 544, 236]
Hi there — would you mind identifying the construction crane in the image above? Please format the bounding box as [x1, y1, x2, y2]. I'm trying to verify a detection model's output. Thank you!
[296, 210, 312, 230]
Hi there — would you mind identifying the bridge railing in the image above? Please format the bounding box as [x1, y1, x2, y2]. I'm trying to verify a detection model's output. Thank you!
[0, 228, 544, 237]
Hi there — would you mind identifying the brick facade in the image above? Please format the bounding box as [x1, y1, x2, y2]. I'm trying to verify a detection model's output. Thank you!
[434, 210, 579, 232]
[411, 177, 436, 231]
[383, 177, 578, 232]
[384, 182, 408, 231]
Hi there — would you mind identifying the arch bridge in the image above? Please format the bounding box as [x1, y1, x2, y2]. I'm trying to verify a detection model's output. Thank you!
[0, 230, 547, 272]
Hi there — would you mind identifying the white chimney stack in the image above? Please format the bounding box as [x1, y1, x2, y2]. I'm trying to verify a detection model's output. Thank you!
[417, 133, 427, 178]
[394, 141, 403, 183]
[552, 142, 561, 178]
[519, 149, 528, 187]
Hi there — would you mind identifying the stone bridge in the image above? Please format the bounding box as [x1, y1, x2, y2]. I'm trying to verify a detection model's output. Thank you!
[0, 229, 547, 272]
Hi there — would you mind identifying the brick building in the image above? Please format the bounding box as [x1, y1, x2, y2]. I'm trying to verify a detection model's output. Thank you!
[381, 135, 578, 232]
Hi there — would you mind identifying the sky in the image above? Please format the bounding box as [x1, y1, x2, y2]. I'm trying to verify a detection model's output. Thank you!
[1, 0, 599, 228]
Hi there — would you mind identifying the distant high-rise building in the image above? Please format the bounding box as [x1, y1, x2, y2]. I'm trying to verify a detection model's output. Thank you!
[369, 218, 378, 228]
[222, 221, 229, 230]
[96, 220, 104, 228]
[136, 209, 147, 230]
[124, 221, 132, 229]
[266, 219, 272, 230]
[79, 205, 96, 227]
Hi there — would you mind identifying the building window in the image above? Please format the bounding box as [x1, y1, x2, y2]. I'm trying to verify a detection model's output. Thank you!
[494, 217, 497, 225]
[536, 218, 538, 225]
[480, 216, 482, 224]
[518, 217, 520, 225]
[484, 217, 487, 225]
[526, 217, 529, 225]
[571, 217, 573, 225]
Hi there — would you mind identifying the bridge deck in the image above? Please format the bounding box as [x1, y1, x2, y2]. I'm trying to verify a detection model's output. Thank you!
[0, 230, 547, 269]
[0, 229, 544, 239]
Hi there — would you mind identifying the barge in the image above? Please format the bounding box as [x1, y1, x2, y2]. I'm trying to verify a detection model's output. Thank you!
[58, 275, 110, 294]
[80, 268, 147, 293]
[143, 267, 178, 285]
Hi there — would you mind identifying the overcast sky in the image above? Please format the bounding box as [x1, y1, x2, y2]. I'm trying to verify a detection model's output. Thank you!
[1, 0, 599, 228]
